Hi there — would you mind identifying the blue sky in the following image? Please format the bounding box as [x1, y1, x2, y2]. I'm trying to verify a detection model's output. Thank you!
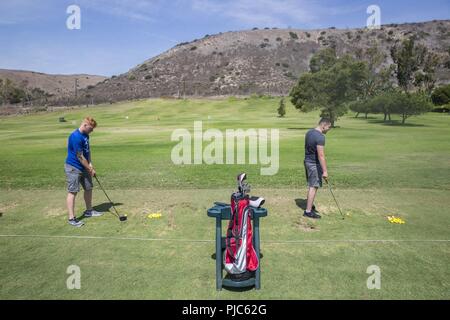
[0, 0, 448, 76]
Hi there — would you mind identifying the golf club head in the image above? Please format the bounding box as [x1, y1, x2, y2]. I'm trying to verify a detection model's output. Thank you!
[237, 173, 246, 191]
[237, 172, 251, 195]
[119, 215, 127, 222]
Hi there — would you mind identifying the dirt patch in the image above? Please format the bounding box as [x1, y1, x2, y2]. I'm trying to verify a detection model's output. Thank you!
[43, 206, 65, 217]
[294, 218, 320, 232]
[0, 202, 18, 215]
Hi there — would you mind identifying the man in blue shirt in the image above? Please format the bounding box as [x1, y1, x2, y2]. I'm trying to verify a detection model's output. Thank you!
[303, 118, 332, 219]
[64, 117, 103, 227]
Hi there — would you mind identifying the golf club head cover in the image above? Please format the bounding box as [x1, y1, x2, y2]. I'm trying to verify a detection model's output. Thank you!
[249, 196, 265, 208]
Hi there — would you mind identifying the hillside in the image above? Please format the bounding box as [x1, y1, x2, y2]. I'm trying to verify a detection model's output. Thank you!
[0, 69, 106, 96]
[64, 20, 450, 104]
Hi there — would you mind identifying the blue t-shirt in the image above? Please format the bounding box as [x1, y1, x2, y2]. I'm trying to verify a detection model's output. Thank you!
[304, 129, 325, 164]
[65, 129, 90, 171]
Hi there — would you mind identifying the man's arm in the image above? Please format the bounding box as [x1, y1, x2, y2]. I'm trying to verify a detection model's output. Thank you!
[317, 145, 328, 179]
[77, 151, 95, 176]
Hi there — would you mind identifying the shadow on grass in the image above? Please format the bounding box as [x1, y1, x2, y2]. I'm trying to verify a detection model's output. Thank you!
[287, 127, 312, 130]
[295, 198, 323, 214]
[78, 202, 124, 221]
[295, 198, 307, 210]
[353, 116, 378, 120]
[288, 126, 341, 130]
[93, 202, 123, 212]
[367, 119, 428, 127]
[222, 282, 256, 292]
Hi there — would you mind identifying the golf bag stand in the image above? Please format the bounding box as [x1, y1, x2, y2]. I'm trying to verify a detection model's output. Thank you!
[207, 173, 268, 290]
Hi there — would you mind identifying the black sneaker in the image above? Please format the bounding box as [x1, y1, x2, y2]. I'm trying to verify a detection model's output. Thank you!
[303, 210, 321, 219]
[68, 218, 85, 227]
[312, 205, 319, 213]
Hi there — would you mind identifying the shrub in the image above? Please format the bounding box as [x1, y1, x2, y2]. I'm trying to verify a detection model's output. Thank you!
[289, 32, 298, 39]
[431, 84, 450, 105]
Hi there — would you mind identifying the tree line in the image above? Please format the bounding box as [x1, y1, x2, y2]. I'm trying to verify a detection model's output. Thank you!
[0, 78, 52, 106]
[289, 36, 450, 125]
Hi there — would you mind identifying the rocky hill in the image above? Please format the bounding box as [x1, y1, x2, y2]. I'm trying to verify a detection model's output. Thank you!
[0, 69, 106, 97]
[65, 20, 450, 104]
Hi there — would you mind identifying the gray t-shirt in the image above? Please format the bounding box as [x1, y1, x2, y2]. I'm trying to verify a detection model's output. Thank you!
[304, 129, 325, 164]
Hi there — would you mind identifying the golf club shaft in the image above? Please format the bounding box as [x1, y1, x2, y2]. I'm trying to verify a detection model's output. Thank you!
[325, 178, 345, 219]
[94, 175, 121, 218]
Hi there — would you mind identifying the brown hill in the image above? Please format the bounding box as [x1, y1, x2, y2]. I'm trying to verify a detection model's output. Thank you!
[0, 69, 106, 97]
[65, 20, 450, 104]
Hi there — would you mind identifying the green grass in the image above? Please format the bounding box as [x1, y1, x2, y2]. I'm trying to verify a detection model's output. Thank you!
[0, 97, 449, 299]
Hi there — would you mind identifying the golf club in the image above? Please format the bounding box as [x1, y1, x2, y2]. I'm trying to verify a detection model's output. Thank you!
[324, 177, 345, 220]
[94, 175, 127, 222]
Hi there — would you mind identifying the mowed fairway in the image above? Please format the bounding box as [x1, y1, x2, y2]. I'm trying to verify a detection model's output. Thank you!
[0, 97, 449, 299]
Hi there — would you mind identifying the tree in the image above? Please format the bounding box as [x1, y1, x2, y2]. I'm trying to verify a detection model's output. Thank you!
[348, 99, 371, 118]
[365, 92, 395, 121]
[309, 47, 337, 73]
[365, 90, 432, 124]
[290, 51, 368, 126]
[431, 84, 450, 106]
[390, 36, 437, 94]
[391, 92, 432, 124]
[0, 78, 50, 106]
[277, 98, 286, 117]
[0, 78, 25, 104]
[413, 51, 440, 95]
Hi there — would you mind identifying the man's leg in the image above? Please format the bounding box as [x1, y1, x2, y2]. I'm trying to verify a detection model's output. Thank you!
[306, 187, 318, 212]
[84, 189, 93, 211]
[67, 192, 77, 220]
[82, 175, 103, 217]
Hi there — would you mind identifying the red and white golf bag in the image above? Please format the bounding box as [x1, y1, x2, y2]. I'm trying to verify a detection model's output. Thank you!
[224, 174, 259, 278]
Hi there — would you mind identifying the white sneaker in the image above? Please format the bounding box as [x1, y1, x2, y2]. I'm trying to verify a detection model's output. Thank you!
[83, 209, 103, 218]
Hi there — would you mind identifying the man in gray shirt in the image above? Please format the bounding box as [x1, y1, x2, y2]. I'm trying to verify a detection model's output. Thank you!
[303, 118, 332, 219]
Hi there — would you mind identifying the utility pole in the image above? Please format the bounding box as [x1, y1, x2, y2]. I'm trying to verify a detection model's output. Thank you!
[74, 78, 78, 98]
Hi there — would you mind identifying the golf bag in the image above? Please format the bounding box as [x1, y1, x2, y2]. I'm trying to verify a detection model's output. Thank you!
[224, 174, 260, 281]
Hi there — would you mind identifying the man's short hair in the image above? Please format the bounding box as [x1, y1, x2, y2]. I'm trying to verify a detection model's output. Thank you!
[319, 118, 331, 125]
[83, 116, 97, 128]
